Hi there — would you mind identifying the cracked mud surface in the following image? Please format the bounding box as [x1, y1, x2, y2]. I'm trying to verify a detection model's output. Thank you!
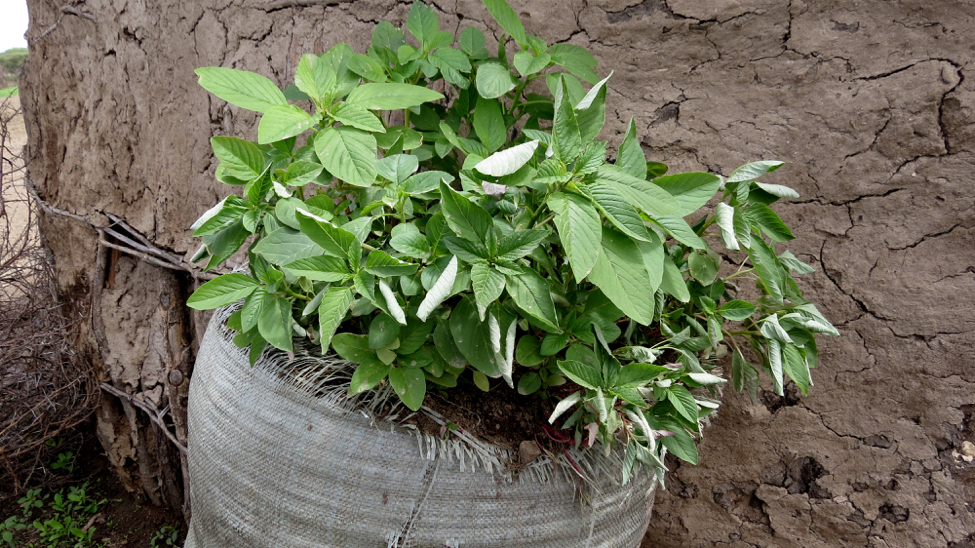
[20, 0, 975, 544]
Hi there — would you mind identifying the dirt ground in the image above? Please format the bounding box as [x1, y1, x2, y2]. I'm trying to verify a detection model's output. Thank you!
[17, 0, 975, 546]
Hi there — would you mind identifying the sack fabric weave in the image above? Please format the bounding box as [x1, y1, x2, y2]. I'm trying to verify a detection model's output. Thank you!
[184, 308, 655, 548]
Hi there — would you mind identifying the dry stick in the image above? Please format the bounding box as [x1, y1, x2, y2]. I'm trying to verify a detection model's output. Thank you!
[99, 382, 188, 454]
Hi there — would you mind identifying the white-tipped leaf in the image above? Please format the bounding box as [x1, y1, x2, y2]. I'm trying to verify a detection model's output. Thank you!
[416, 255, 458, 321]
[474, 140, 539, 177]
[574, 71, 613, 110]
[548, 391, 583, 424]
[715, 202, 739, 251]
[378, 279, 407, 325]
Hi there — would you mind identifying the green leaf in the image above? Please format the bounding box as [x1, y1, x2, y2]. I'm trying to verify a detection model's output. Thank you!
[376, 154, 419, 184]
[587, 181, 651, 242]
[417, 255, 458, 321]
[365, 250, 418, 277]
[195, 67, 288, 113]
[296, 210, 358, 259]
[210, 137, 265, 180]
[557, 360, 602, 390]
[747, 237, 784, 302]
[389, 367, 427, 411]
[348, 53, 388, 82]
[450, 295, 503, 377]
[404, 171, 452, 194]
[369, 313, 401, 350]
[513, 50, 550, 76]
[515, 335, 544, 367]
[282, 255, 349, 282]
[257, 293, 293, 352]
[473, 96, 506, 153]
[553, 76, 581, 162]
[347, 355, 391, 395]
[505, 269, 560, 332]
[389, 223, 431, 258]
[768, 338, 784, 395]
[191, 196, 249, 237]
[319, 286, 354, 351]
[438, 182, 493, 244]
[295, 53, 337, 101]
[574, 72, 610, 143]
[667, 384, 699, 425]
[517, 372, 542, 395]
[730, 347, 759, 399]
[187, 273, 259, 310]
[252, 227, 322, 265]
[474, 140, 539, 177]
[475, 63, 516, 99]
[782, 343, 811, 394]
[756, 182, 799, 199]
[459, 27, 487, 57]
[314, 127, 378, 186]
[280, 161, 325, 187]
[496, 229, 548, 261]
[330, 102, 386, 133]
[429, 48, 472, 88]
[778, 250, 816, 274]
[540, 332, 569, 356]
[687, 251, 719, 286]
[715, 202, 739, 250]
[258, 105, 319, 144]
[651, 416, 698, 464]
[652, 172, 722, 216]
[717, 300, 757, 321]
[331, 333, 375, 363]
[470, 262, 505, 320]
[650, 215, 707, 249]
[548, 44, 599, 84]
[201, 218, 250, 270]
[549, 191, 601, 282]
[595, 164, 680, 217]
[744, 203, 794, 242]
[616, 118, 645, 179]
[346, 83, 445, 110]
[587, 227, 656, 325]
[373, 21, 406, 52]
[407, 1, 439, 48]
[733, 206, 752, 249]
[727, 160, 784, 183]
[481, 0, 528, 45]
[616, 363, 668, 387]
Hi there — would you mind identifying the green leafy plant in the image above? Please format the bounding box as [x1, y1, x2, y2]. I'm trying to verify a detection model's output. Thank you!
[188, 0, 836, 483]
[149, 525, 179, 548]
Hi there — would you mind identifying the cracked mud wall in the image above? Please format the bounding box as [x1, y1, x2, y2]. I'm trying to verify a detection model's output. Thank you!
[20, 0, 974, 544]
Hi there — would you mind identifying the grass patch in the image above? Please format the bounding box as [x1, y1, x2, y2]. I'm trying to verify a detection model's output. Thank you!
[0, 87, 17, 98]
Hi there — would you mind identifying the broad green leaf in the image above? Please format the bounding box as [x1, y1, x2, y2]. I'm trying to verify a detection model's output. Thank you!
[442, 237, 487, 266]
[513, 50, 550, 76]
[378, 279, 407, 325]
[210, 137, 265, 180]
[617, 363, 669, 387]
[406, 1, 439, 48]
[280, 161, 325, 187]
[517, 372, 542, 395]
[717, 300, 757, 321]
[372, 20, 406, 52]
[715, 202, 739, 250]
[365, 250, 418, 277]
[768, 338, 784, 395]
[756, 182, 799, 199]
[404, 171, 453, 194]
[733, 206, 752, 249]
[687, 251, 719, 285]
[330, 102, 386, 133]
[459, 27, 487, 57]
[652, 172, 722, 216]
[417, 255, 458, 321]
[587, 181, 651, 242]
[434, 320, 467, 368]
[731, 347, 759, 399]
[319, 286, 354, 351]
[744, 203, 794, 242]
[474, 140, 539, 177]
[439, 122, 490, 157]
[389, 367, 427, 411]
[515, 335, 544, 367]
[650, 416, 698, 464]
[473, 96, 506, 153]
[449, 295, 503, 377]
[553, 76, 581, 162]
[347, 355, 390, 395]
[497, 229, 548, 261]
[369, 313, 401, 349]
[595, 164, 680, 217]
[616, 118, 645, 179]
[438, 182, 493, 244]
[315, 127, 378, 186]
[505, 269, 560, 332]
[283, 255, 349, 282]
[470, 262, 505, 320]
[348, 53, 387, 82]
[346, 83, 444, 110]
[201, 218, 250, 270]
[650, 215, 707, 249]
[782, 343, 811, 394]
[389, 223, 431, 258]
[747, 237, 784, 302]
[727, 160, 784, 183]
[482, 0, 528, 45]
[475, 63, 516, 99]
[257, 293, 293, 352]
[191, 196, 249, 237]
[540, 332, 569, 356]
[331, 333, 374, 363]
[588, 227, 656, 325]
[398, 318, 434, 354]
[376, 154, 419, 184]
[549, 192, 601, 282]
[252, 227, 322, 265]
[557, 360, 602, 390]
[195, 67, 287, 113]
[295, 54, 337, 102]
[548, 44, 599, 84]
[258, 105, 319, 144]
[429, 48, 472, 88]
[296, 210, 358, 259]
[548, 391, 583, 424]
[187, 273, 259, 310]
[637, 231, 665, 291]
[667, 384, 699, 425]
[342, 216, 373, 244]
[760, 314, 793, 344]
[779, 250, 816, 274]
[575, 72, 611, 142]
[646, 161, 668, 178]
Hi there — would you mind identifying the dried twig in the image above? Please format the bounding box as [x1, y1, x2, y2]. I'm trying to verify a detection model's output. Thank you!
[99, 383, 187, 454]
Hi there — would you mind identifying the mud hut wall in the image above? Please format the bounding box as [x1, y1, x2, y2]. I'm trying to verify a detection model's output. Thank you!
[20, 0, 975, 545]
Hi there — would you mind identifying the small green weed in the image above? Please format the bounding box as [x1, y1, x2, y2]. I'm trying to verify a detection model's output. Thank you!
[0, 87, 17, 98]
[149, 525, 179, 548]
[5, 483, 107, 547]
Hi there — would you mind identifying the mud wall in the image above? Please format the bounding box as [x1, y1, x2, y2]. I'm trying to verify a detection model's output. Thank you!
[21, 0, 974, 545]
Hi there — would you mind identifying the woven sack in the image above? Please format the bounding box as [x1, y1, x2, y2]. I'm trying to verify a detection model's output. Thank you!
[184, 308, 656, 548]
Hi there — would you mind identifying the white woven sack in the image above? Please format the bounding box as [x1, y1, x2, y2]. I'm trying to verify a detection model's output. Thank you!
[184, 308, 655, 548]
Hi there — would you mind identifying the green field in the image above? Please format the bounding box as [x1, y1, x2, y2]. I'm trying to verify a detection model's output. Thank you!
[0, 87, 18, 98]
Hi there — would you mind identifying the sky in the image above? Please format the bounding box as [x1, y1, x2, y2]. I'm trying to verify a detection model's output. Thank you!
[0, 0, 29, 52]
